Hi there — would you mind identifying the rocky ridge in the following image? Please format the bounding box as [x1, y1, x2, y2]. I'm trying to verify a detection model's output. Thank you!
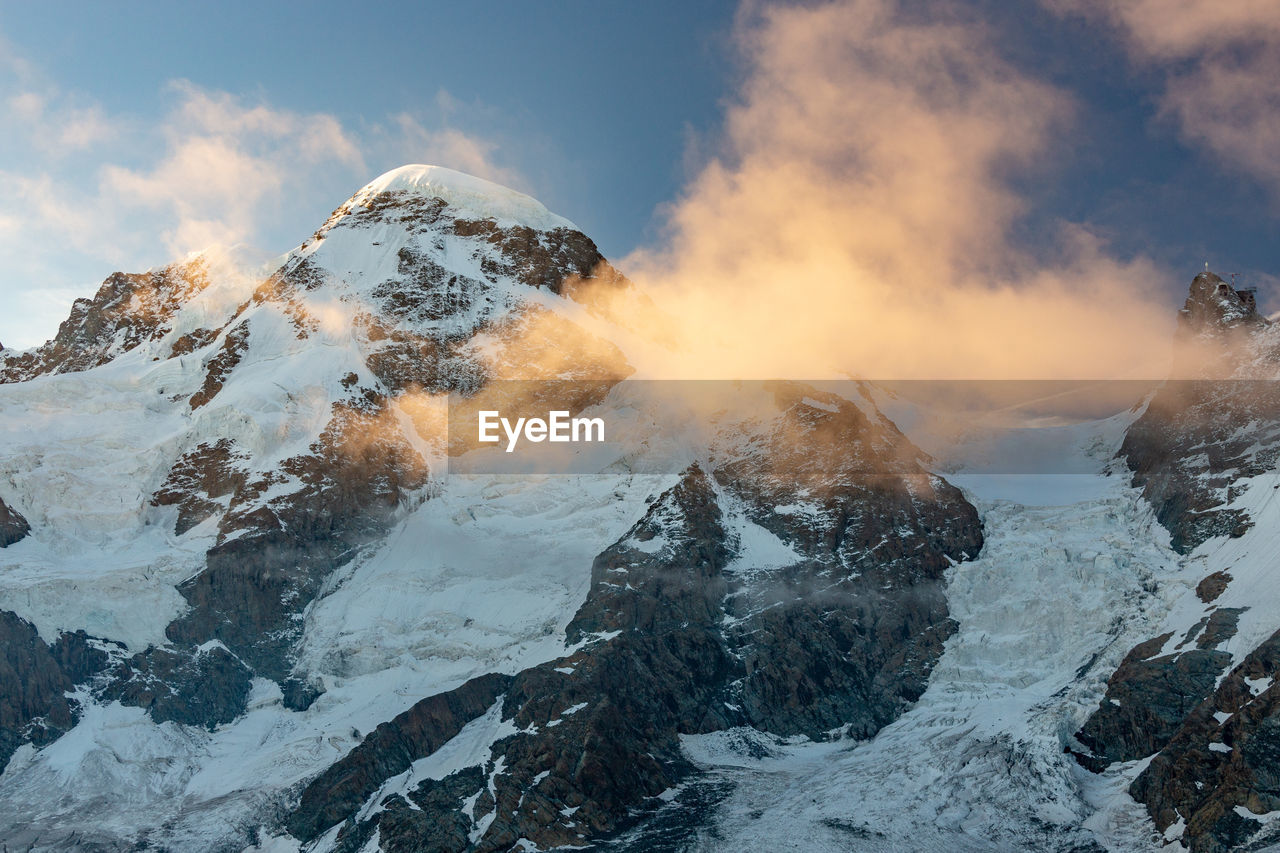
[1074, 271, 1280, 851]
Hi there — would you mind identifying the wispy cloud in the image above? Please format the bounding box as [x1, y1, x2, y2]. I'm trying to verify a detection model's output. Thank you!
[99, 80, 367, 256]
[6, 91, 114, 153]
[1051, 0, 1280, 195]
[379, 108, 525, 190]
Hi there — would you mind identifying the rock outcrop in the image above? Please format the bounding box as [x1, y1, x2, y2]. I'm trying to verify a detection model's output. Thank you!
[0, 612, 118, 771]
[0, 498, 29, 548]
[0, 258, 215, 383]
[1131, 631, 1280, 852]
[1075, 614, 1241, 769]
[1119, 271, 1280, 555]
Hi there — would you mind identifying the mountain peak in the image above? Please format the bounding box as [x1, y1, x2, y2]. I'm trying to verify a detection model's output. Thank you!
[1179, 270, 1266, 336]
[351, 164, 576, 232]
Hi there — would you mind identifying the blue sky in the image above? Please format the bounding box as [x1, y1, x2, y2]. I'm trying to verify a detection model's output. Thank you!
[0, 0, 1277, 351]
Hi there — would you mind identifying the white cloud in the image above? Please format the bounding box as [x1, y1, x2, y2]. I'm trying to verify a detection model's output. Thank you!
[97, 81, 367, 257]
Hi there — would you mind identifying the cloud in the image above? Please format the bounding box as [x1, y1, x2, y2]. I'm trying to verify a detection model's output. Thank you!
[5, 89, 116, 153]
[1051, 0, 1280, 194]
[379, 111, 525, 190]
[97, 81, 366, 256]
[615, 0, 1175, 380]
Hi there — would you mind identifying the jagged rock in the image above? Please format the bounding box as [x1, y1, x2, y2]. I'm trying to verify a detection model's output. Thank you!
[1075, 617, 1239, 769]
[150, 439, 250, 535]
[189, 322, 250, 409]
[710, 384, 981, 738]
[1130, 630, 1280, 852]
[1178, 271, 1267, 339]
[1197, 570, 1233, 604]
[98, 643, 253, 730]
[0, 258, 214, 383]
[288, 672, 513, 843]
[280, 676, 325, 712]
[375, 767, 488, 853]
[449, 218, 622, 295]
[0, 498, 30, 547]
[168, 326, 220, 358]
[358, 317, 486, 395]
[1120, 379, 1279, 553]
[0, 612, 117, 770]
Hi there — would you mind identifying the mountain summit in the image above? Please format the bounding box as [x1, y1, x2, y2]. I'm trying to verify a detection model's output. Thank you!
[353, 165, 577, 231]
[1179, 270, 1267, 337]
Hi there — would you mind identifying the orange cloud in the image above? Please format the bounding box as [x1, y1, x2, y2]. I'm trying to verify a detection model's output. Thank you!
[616, 0, 1176, 380]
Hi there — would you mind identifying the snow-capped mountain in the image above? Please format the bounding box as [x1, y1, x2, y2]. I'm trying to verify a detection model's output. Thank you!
[1, 166, 1279, 852]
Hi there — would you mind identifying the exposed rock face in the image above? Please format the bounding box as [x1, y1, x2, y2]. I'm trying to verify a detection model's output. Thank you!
[188, 321, 250, 409]
[708, 383, 981, 739]
[0, 498, 29, 547]
[1118, 271, 1280, 553]
[1197, 571, 1232, 604]
[290, 384, 984, 851]
[1075, 614, 1240, 769]
[288, 672, 514, 844]
[98, 643, 253, 729]
[0, 612, 116, 771]
[323, 190, 633, 396]
[1075, 272, 1280, 851]
[1178, 271, 1267, 339]
[0, 258, 214, 383]
[1119, 379, 1280, 554]
[164, 397, 429, 689]
[1130, 631, 1280, 852]
[150, 439, 251, 536]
